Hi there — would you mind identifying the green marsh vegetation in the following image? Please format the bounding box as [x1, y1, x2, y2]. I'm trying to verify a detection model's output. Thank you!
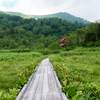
[0, 50, 47, 99]
[0, 48, 100, 100]
[50, 47, 100, 100]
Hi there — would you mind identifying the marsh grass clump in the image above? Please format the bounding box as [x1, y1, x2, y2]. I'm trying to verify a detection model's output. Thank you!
[3, 63, 10, 68]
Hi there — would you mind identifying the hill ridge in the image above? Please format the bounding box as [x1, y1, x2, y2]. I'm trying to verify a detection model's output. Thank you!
[0, 11, 90, 23]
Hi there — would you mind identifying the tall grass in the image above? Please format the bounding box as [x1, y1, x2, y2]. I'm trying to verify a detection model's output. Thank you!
[50, 47, 100, 100]
[0, 51, 46, 99]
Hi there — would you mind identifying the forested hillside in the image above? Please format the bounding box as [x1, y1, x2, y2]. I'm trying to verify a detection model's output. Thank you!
[1, 11, 90, 23]
[0, 12, 89, 49]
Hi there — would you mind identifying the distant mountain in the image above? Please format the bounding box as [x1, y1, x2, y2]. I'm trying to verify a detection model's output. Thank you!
[0, 11, 90, 23]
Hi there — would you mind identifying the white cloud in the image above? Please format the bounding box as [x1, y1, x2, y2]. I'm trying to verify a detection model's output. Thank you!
[12, 0, 67, 15]
[0, 0, 17, 4]
[0, 0, 100, 22]
[0, 5, 7, 11]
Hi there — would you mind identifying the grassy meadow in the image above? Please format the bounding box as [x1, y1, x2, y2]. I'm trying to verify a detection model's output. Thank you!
[0, 50, 47, 100]
[50, 47, 100, 100]
[0, 47, 100, 100]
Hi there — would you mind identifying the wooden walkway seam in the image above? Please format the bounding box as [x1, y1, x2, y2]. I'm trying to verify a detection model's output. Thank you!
[16, 58, 68, 100]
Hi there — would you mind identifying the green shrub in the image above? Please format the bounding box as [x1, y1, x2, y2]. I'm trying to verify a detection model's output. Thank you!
[52, 50, 60, 54]
[94, 40, 100, 47]
[10, 48, 31, 53]
[31, 52, 42, 57]
[0, 88, 17, 100]
[39, 49, 52, 55]
[86, 42, 95, 47]
[65, 45, 77, 51]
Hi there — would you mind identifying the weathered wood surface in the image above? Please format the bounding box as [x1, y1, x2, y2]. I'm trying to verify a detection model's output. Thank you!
[16, 58, 67, 100]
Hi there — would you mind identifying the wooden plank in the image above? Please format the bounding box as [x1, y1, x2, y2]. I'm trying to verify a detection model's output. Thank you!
[48, 74, 59, 92]
[33, 94, 41, 100]
[50, 93, 62, 100]
[36, 74, 44, 93]
[22, 74, 40, 100]
[48, 74, 55, 92]
[42, 93, 50, 100]
[42, 73, 49, 93]
[47, 65, 52, 74]
[42, 93, 63, 100]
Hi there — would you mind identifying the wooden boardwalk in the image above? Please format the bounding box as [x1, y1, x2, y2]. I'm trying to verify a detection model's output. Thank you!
[16, 58, 67, 100]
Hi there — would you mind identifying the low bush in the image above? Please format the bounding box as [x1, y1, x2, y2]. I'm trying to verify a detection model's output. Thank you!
[52, 50, 61, 54]
[39, 49, 52, 55]
[10, 48, 31, 53]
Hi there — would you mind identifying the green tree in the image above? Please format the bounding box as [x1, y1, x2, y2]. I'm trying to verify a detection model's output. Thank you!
[14, 27, 26, 34]
[75, 28, 87, 45]
[22, 38, 30, 46]
[42, 25, 52, 35]
[33, 26, 39, 35]
[68, 32, 77, 46]
[0, 28, 4, 38]
[48, 42, 62, 50]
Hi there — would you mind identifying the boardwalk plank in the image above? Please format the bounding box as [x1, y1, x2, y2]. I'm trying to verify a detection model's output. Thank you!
[43, 73, 49, 93]
[22, 74, 40, 100]
[33, 94, 41, 100]
[36, 74, 44, 93]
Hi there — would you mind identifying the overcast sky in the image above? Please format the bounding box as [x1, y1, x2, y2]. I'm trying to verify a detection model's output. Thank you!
[0, 0, 100, 22]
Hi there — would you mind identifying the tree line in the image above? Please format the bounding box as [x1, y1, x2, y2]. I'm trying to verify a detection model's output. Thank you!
[0, 13, 99, 50]
[67, 22, 100, 47]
